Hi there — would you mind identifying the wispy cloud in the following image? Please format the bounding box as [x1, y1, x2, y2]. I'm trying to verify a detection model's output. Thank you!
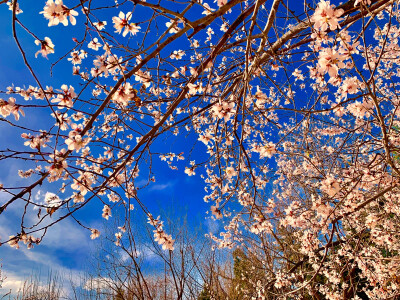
[0, 217, 91, 296]
[1, 271, 25, 294]
[148, 181, 175, 191]
[205, 217, 219, 234]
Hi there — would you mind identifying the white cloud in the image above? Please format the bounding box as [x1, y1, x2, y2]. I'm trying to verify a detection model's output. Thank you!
[118, 245, 158, 263]
[40, 218, 90, 251]
[0, 220, 90, 296]
[148, 182, 174, 191]
[83, 276, 115, 291]
[1, 272, 24, 293]
[0, 269, 78, 298]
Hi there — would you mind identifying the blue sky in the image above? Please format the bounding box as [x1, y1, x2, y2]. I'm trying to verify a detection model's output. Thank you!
[0, 1, 217, 296]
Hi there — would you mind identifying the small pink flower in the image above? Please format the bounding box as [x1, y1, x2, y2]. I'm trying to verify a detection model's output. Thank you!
[88, 38, 102, 51]
[318, 48, 345, 78]
[311, 1, 344, 32]
[112, 12, 141, 37]
[321, 176, 340, 197]
[90, 229, 100, 239]
[102, 205, 112, 220]
[35, 37, 54, 58]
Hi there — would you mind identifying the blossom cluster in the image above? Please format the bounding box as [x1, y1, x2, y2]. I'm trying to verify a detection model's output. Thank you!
[148, 215, 175, 251]
[40, 0, 78, 27]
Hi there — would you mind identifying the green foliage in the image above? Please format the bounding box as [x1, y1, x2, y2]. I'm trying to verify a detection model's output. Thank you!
[230, 248, 264, 299]
[197, 287, 211, 300]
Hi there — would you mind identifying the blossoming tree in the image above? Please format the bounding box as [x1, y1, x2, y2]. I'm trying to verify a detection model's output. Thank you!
[1, 0, 400, 298]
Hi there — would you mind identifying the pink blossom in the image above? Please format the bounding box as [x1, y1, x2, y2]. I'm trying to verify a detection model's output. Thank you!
[90, 229, 100, 239]
[318, 48, 345, 78]
[102, 205, 112, 220]
[88, 38, 102, 51]
[65, 128, 90, 152]
[311, 1, 344, 32]
[40, 0, 78, 27]
[354, 0, 371, 7]
[321, 176, 340, 197]
[35, 37, 54, 58]
[93, 21, 107, 30]
[112, 12, 141, 37]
